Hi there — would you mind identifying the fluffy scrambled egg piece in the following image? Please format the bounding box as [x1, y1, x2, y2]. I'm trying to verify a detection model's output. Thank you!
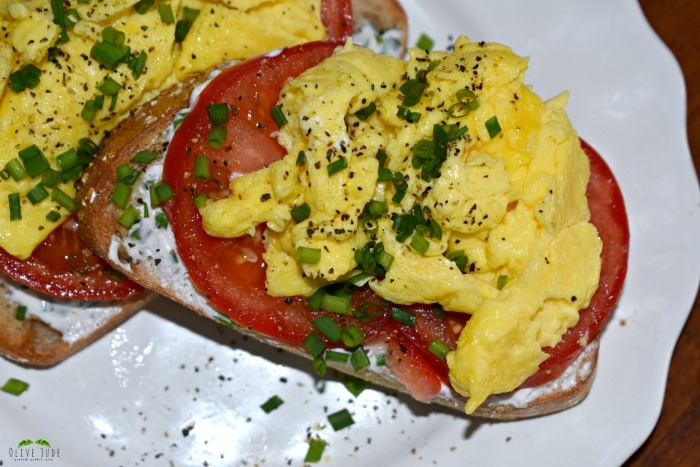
[200, 37, 602, 413]
[0, 0, 324, 259]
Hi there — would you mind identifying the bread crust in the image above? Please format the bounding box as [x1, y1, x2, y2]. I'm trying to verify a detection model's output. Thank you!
[74, 48, 599, 422]
[0, 282, 153, 367]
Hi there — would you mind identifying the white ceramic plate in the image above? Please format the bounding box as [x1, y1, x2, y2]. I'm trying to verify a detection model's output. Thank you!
[2, 0, 699, 465]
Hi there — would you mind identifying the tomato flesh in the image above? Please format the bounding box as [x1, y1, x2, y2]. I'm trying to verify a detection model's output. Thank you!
[163, 42, 629, 400]
[321, 0, 353, 41]
[0, 215, 143, 300]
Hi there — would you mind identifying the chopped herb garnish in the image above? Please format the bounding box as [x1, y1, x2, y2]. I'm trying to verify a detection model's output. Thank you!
[327, 156, 348, 176]
[340, 324, 364, 348]
[193, 155, 210, 181]
[303, 331, 325, 357]
[497, 274, 508, 290]
[15, 305, 27, 321]
[416, 33, 434, 51]
[327, 408, 355, 431]
[8, 64, 42, 93]
[155, 212, 169, 229]
[304, 438, 327, 463]
[354, 102, 376, 120]
[390, 306, 416, 327]
[350, 346, 370, 371]
[131, 151, 157, 164]
[8, 193, 21, 220]
[270, 105, 287, 127]
[260, 395, 284, 413]
[1, 378, 29, 396]
[485, 115, 502, 138]
[312, 316, 342, 343]
[428, 339, 452, 360]
[291, 202, 311, 223]
[296, 246, 321, 264]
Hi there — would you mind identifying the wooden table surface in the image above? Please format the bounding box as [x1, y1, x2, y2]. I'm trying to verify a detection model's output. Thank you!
[624, 1, 700, 465]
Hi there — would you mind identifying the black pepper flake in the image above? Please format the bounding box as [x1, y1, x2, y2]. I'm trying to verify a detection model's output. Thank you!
[260, 193, 272, 202]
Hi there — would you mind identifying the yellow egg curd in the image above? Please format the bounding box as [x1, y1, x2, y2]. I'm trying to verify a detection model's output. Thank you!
[0, 0, 324, 259]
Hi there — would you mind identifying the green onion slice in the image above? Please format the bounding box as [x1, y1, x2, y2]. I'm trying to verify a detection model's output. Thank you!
[327, 408, 355, 431]
[428, 339, 452, 360]
[304, 439, 327, 463]
[260, 395, 284, 413]
[312, 316, 342, 343]
[1, 378, 29, 396]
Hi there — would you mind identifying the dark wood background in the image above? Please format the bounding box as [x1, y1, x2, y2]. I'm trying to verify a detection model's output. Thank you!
[624, 1, 700, 465]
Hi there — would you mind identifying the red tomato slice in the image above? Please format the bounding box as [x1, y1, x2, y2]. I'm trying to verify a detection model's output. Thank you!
[520, 140, 630, 388]
[162, 41, 629, 399]
[322, 0, 353, 41]
[0, 215, 143, 300]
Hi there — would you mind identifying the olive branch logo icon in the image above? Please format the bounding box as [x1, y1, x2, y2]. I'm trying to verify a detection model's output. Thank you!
[16, 439, 51, 448]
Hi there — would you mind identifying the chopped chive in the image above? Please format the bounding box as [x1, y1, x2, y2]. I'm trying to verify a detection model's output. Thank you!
[1, 378, 29, 396]
[155, 212, 169, 229]
[497, 274, 508, 290]
[446, 249, 468, 273]
[270, 105, 287, 127]
[327, 408, 354, 431]
[312, 355, 327, 376]
[347, 271, 370, 285]
[193, 191, 208, 208]
[128, 51, 148, 79]
[327, 156, 348, 176]
[207, 125, 226, 148]
[19, 146, 50, 178]
[375, 353, 386, 366]
[15, 305, 27, 321]
[341, 374, 369, 397]
[376, 250, 394, 270]
[377, 167, 392, 182]
[57, 148, 80, 172]
[193, 155, 210, 180]
[207, 103, 229, 125]
[485, 116, 502, 138]
[26, 184, 49, 205]
[131, 151, 157, 164]
[367, 200, 388, 218]
[296, 246, 321, 264]
[111, 181, 132, 209]
[97, 76, 121, 95]
[41, 168, 61, 188]
[45, 210, 61, 222]
[307, 289, 324, 311]
[396, 106, 421, 123]
[303, 332, 326, 357]
[118, 205, 140, 229]
[390, 306, 416, 327]
[324, 350, 350, 362]
[157, 2, 175, 23]
[340, 324, 364, 348]
[291, 202, 311, 223]
[8, 64, 42, 93]
[50, 187, 77, 212]
[133, 0, 155, 14]
[416, 33, 434, 50]
[350, 346, 370, 371]
[410, 232, 430, 255]
[304, 439, 327, 463]
[428, 339, 452, 360]
[150, 181, 173, 207]
[354, 102, 376, 121]
[320, 293, 352, 315]
[81, 99, 98, 121]
[102, 26, 125, 45]
[90, 41, 129, 69]
[260, 395, 284, 413]
[8, 193, 21, 220]
[312, 316, 342, 343]
[295, 150, 306, 166]
[5, 158, 26, 181]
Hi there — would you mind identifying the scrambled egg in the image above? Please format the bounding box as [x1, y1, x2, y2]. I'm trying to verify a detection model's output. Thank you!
[0, 0, 325, 259]
[200, 37, 602, 413]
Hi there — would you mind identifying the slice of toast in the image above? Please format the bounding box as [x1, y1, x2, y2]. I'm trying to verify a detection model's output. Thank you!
[75, 46, 600, 421]
[0, 0, 408, 368]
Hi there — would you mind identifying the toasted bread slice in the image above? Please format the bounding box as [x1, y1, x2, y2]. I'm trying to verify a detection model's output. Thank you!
[0, 281, 153, 367]
[0, 0, 409, 368]
[75, 45, 600, 421]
